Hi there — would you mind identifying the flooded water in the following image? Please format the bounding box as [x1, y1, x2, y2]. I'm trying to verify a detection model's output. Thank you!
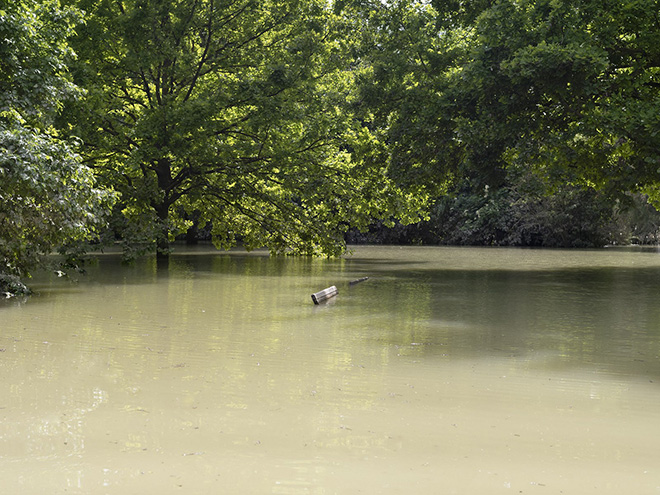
[2, 245, 660, 494]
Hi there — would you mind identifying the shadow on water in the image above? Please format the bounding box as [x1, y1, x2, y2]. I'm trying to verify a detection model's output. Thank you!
[5, 245, 660, 382]
[342, 262, 660, 381]
[3, 246, 660, 494]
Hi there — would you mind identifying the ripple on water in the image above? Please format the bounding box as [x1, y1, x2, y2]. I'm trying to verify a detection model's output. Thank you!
[3, 247, 660, 493]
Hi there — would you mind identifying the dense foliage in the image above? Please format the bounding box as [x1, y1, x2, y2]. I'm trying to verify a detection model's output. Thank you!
[64, 0, 425, 258]
[357, 0, 660, 197]
[3, 0, 660, 294]
[348, 181, 660, 248]
[0, 0, 111, 295]
[347, 0, 660, 247]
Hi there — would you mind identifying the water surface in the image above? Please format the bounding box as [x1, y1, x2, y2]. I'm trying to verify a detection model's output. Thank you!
[2, 246, 660, 494]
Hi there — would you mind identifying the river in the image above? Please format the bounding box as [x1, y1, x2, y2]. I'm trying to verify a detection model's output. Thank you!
[1, 245, 660, 494]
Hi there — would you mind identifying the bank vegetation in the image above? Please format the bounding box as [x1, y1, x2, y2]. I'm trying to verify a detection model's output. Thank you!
[2, 0, 660, 294]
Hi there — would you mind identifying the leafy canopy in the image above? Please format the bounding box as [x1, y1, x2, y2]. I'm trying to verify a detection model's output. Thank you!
[0, 0, 112, 294]
[357, 0, 660, 201]
[66, 0, 426, 257]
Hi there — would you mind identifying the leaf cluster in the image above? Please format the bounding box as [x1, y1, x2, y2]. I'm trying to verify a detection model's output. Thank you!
[357, 0, 660, 205]
[0, 0, 112, 294]
[65, 0, 426, 257]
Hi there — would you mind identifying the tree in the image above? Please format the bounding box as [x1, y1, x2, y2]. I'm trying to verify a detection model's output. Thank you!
[353, 0, 463, 192]
[0, 0, 112, 296]
[357, 0, 660, 205]
[431, 0, 660, 196]
[66, 0, 425, 258]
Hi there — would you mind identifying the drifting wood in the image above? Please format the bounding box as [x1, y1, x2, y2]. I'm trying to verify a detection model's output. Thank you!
[311, 286, 338, 305]
[349, 277, 369, 285]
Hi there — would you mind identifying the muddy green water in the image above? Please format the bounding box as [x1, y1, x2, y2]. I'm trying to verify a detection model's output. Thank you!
[2, 245, 660, 494]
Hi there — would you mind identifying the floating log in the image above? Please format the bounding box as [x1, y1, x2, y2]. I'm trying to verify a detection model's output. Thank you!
[311, 285, 338, 305]
[349, 276, 369, 285]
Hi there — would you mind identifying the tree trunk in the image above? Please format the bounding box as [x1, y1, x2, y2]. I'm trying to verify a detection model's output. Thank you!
[155, 202, 170, 260]
[154, 157, 173, 259]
